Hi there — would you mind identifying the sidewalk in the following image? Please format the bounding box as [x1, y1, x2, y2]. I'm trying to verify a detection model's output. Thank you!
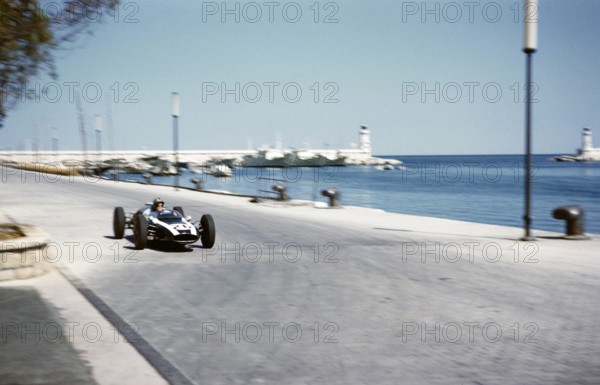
[0, 268, 168, 385]
[0, 280, 97, 385]
[0, 212, 168, 385]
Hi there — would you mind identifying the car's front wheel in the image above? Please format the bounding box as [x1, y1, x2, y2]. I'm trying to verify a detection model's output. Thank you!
[200, 214, 215, 249]
[113, 207, 125, 239]
[133, 214, 147, 250]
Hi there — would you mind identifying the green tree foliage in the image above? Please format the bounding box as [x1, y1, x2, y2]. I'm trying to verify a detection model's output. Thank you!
[0, 0, 118, 127]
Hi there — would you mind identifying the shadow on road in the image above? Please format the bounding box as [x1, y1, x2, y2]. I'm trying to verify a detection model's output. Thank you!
[103, 235, 196, 253]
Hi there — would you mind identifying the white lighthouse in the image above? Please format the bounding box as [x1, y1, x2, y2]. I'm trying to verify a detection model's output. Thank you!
[359, 125, 371, 156]
[577, 127, 600, 161]
[582, 127, 593, 150]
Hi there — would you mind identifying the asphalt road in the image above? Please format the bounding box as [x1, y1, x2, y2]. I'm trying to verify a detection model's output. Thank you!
[3, 167, 600, 385]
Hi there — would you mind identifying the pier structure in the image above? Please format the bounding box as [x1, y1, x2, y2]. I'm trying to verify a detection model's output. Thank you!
[0, 126, 389, 165]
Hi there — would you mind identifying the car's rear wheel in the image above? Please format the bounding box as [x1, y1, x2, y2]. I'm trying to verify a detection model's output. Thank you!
[113, 207, 125, 239]
[200, 214, 215, 248]
[133, 214, 147, 250]
[173, 206, 184, 216]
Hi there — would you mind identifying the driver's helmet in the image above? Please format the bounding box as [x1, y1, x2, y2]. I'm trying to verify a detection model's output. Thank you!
[152, 197, 165, 210]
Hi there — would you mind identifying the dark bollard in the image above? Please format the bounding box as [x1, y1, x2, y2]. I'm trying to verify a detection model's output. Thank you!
[552, 205, 588, 239]
[272, 184, 288, 201]
[190, 177, 203, 190]
[143, 173, 153, 185]
[321, 188, 341, 208]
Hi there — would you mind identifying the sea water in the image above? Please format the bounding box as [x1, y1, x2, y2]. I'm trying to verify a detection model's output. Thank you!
[113, 154, 600, 234]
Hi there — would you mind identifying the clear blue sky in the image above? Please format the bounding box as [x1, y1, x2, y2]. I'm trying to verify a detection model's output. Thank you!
[2, 0, 599, 155]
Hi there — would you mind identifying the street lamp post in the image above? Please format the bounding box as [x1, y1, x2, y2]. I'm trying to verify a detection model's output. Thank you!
[522, 0, 538, 241]
[52, 127, 58, 159]
[172, 92, 180, 189]
[95, 115, 102, 162]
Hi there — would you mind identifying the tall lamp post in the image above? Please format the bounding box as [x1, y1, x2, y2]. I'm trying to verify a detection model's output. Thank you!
[52, 127, 58, 160]
[172, 92, 180, 189]
[522, 0, 538, 241]
[95, 115, 102, 162]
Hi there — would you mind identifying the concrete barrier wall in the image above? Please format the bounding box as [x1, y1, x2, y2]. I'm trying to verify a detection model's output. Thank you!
[0, 224, 51, 281]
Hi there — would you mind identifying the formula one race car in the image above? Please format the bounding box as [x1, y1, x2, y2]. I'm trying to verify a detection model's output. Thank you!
[112, 201, 215, 250]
